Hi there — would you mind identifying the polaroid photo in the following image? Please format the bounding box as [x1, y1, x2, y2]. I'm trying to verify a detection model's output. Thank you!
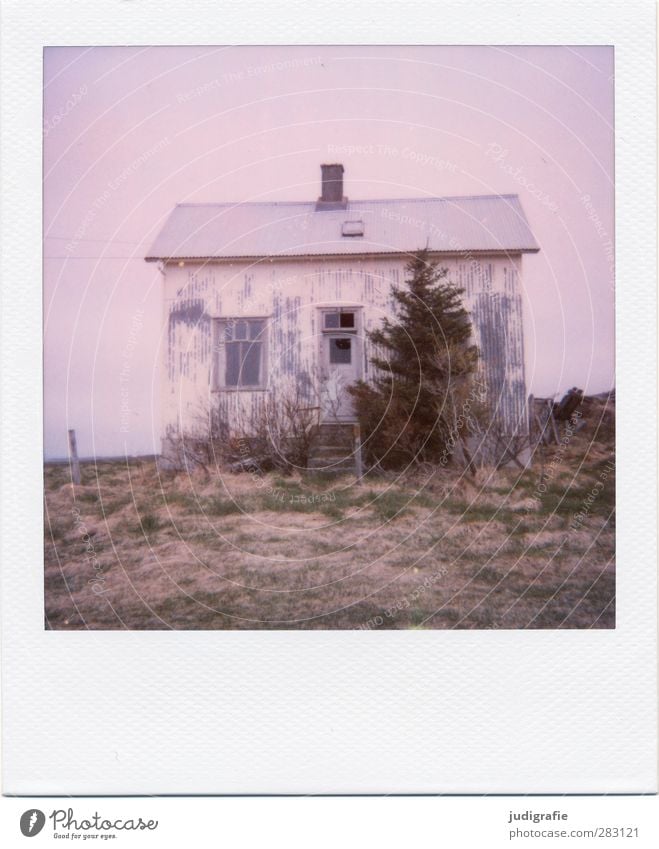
[1, 0, 656, 798]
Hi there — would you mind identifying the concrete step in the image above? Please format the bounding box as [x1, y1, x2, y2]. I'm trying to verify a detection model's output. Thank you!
[307, 457, 356, 470]
[312, 441, 355, 452]
[314, 424, 355, 445]
[310, 446, 355, 457]
[308, 422, 361, 475]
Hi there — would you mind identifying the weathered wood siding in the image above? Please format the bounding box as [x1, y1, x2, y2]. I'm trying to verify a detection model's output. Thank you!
[161, 253, 527, 445]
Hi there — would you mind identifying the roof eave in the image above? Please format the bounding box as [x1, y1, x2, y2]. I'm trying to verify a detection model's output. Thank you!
[145, 246, 539, 263]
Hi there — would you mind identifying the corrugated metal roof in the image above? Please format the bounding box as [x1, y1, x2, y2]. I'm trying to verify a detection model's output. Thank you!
[145, 194, 539, 261]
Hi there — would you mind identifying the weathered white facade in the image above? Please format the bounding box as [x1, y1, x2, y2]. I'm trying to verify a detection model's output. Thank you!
[146, 165, 539, 459]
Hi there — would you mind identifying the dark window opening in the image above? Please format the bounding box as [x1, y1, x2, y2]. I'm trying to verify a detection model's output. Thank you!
[324, 311, 355, 330]
[329, 337, 352, 364]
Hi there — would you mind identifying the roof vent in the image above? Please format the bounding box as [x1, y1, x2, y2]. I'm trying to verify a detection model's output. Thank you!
[342, 219, 364, 237]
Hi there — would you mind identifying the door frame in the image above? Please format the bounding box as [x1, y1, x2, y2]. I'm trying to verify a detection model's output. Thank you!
[317, 305, 364, 422]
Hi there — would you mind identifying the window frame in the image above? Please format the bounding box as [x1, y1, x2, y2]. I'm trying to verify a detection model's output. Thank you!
[321, 307, 360, 333]
[318, 306, 364, 379]
[212, 316, 269, 391]
[328, 335, 354, 365]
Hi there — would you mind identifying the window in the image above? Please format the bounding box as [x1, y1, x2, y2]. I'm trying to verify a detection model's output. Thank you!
[329, 337, 352, 364]
[323, 310, 355, 330]
[216, 318, 266, 388]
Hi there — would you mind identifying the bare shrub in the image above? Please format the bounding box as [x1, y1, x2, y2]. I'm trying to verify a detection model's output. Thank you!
[229, 384, 321, 474]
[468, 414, 533, 470]
[164, 380, 322, 475]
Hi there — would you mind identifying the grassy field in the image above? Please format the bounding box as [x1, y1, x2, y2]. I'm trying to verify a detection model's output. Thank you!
[44, 400, 614, 630]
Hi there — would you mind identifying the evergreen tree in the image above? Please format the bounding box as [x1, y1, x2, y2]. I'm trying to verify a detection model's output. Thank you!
[348, 250, 480, 469]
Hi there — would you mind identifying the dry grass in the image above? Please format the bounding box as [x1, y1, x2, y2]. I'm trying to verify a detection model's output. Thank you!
[44, 400, 615, 630]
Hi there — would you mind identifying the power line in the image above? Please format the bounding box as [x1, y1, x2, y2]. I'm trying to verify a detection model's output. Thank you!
[44, 235, 148, 245]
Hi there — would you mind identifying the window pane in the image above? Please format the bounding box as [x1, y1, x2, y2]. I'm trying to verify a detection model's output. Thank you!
[340, 312, 355, 328]
[329, 337, 352, 364]
[225, 342, 240, 385]
[221, 320, 266, 386]
[239, 341, 261, 385]
[249, 320, 264, 340]
[324, 312, 340, 329]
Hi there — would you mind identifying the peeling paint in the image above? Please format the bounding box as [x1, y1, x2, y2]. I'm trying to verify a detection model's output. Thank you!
[161, 254, 528, 442]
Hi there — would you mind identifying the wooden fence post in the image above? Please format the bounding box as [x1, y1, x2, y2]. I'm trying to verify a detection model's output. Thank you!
[68, 429, 81, 485]
[353, 423, 363, 480]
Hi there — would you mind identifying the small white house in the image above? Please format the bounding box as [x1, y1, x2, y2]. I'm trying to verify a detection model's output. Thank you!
[146, 164, 539, 463]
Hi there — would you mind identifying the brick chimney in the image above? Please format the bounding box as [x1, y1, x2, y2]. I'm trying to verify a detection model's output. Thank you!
[316, 163, 347, 210]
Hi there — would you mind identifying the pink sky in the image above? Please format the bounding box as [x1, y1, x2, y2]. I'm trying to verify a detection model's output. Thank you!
[43, 45, 614, 458]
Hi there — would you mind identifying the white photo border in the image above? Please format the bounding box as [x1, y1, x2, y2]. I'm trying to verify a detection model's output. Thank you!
[0, 0, 656, 794]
